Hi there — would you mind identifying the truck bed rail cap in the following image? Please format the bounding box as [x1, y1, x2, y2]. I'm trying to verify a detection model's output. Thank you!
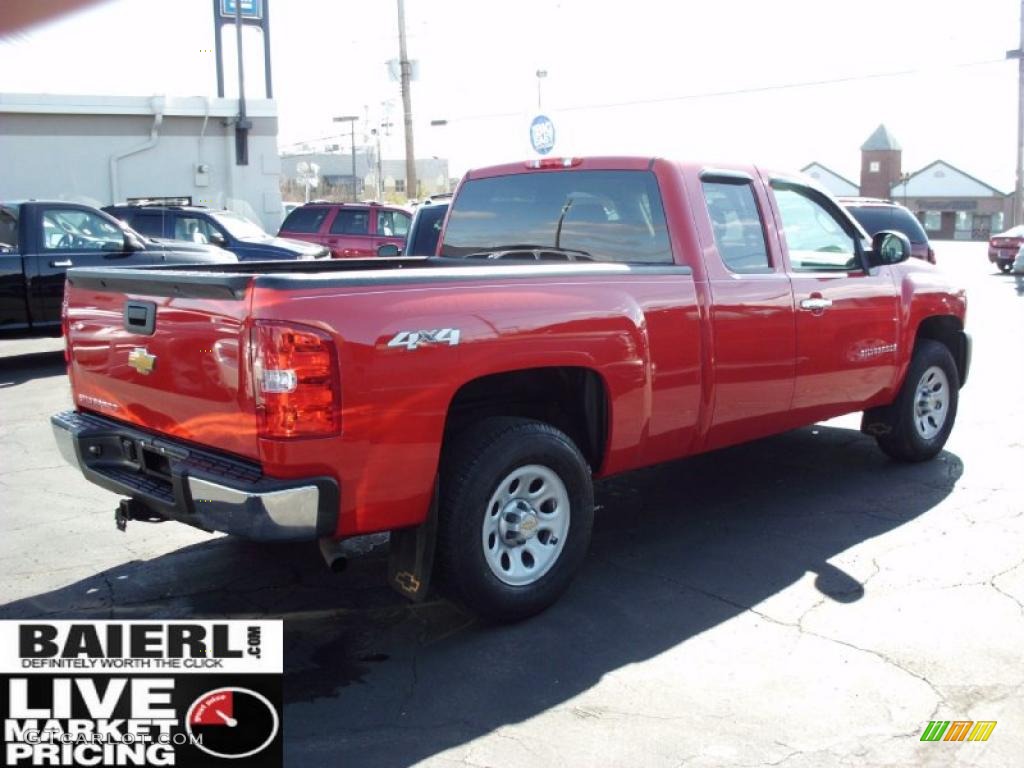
[67, 267, 250, 300]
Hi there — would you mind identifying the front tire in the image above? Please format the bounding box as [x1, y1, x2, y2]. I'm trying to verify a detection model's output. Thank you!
[875, 339, 959, 462]
[437, 418, 594, 622]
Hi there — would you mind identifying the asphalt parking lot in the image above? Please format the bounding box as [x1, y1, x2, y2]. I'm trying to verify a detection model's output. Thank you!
[1, 242, 1022, 767]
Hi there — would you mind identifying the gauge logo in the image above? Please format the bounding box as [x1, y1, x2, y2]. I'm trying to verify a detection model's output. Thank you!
[186, 687, 280, 760]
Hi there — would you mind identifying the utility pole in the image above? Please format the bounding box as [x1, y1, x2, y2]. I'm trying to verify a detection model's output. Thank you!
[397, 0, 417, 200]
[1011, 0, 1024, 226]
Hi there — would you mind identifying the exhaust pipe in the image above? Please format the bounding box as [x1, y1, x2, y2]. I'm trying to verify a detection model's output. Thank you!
[318, 533, 389, 573]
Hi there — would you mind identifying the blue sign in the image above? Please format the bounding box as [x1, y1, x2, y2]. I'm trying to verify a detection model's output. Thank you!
[530, 114, 556, 155]
[220, 0, 263, 19]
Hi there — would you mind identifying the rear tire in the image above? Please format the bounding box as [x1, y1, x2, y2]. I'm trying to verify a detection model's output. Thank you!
[998, 262, 1013, 274]
[874, 339, 959, 462]
[437, 417, 594, 622]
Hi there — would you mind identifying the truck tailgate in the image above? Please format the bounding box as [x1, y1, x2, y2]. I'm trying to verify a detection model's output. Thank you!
[65, 276, 258, 461]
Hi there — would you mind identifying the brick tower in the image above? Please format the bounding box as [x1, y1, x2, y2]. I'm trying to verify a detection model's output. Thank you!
[859, 124, 902, 200]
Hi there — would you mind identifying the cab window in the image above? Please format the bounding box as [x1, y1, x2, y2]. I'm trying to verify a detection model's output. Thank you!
[174, 215, 217, 243]
[771, 184, 859, 272]
[701, 181, 771, 273]
[42, 209, 123, 251]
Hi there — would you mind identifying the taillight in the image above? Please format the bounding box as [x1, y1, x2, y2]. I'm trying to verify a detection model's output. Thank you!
[251, 321, 341, 438]
[61, 291, 71, 366]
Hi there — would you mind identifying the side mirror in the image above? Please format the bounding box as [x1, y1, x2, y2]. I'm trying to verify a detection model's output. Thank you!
[124, 232, 145, 251]
[867, 230, 911, 267]
[377, 243, 401, 258]
[209, 232, 228, 247]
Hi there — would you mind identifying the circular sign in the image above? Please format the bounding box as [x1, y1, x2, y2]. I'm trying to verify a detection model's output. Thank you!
[186, 686, 279, 760]
[529, 114, 556, 155]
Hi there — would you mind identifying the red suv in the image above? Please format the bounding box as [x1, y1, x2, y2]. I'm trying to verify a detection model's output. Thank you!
[278, 202, 410, 258]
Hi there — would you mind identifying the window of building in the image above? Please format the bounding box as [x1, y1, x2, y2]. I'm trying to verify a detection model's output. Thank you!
[701, 181, 771, 273]
[329, 209, 370, 235]
[923, 211, 942, 232]
[869, 161, 880, 173]
[395, 179, 406, 193]
[770, 184, 859, 272]
[954, 211, 974, 241]
[992, 212, 1005, 233]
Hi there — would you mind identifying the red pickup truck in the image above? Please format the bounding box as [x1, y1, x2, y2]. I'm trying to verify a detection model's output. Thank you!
[52, 157, 970, 621]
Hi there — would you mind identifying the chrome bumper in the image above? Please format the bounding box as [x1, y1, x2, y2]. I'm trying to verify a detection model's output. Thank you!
[51, 411, 337, 541]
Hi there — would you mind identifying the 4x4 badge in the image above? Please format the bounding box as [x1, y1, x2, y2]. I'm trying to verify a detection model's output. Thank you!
[387, 329, 461, 350]
[128, 347, 156, 375]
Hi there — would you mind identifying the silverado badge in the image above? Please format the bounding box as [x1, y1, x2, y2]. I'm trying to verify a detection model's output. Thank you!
[128, 347, 156, 375]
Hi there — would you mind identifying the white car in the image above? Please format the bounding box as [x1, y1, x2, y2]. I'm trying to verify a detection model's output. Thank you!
[1013, 245, 1024, 275]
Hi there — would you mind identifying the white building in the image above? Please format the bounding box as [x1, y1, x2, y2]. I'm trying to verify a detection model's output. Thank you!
[0, 93, 283, 232]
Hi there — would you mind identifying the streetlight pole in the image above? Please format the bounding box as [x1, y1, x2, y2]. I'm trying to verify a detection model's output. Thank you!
[333, 116, 358, 202]
[1010, 1, 1024, 226]
[536, 69, 547, 110]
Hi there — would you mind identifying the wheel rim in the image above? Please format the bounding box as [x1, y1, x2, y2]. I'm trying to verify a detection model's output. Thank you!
[482, 464, 570, 586]
[914, 365, 949, 440]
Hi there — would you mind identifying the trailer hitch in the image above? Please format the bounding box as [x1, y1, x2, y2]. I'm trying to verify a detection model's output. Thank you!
[115, 499, 166, 532]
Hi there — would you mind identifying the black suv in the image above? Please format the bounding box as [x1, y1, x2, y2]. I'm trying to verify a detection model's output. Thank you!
[104, 201, 329, 261]
[838, 198, 936, 264]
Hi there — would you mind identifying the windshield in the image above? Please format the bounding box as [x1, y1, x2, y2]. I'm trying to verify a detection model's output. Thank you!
[210, 211, 269, 240]
[846, 205, 928, 244]
[440, 170, 673, 264]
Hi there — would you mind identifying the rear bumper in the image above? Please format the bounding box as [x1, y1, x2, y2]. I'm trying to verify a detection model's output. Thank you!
[51, 410, 338, 541]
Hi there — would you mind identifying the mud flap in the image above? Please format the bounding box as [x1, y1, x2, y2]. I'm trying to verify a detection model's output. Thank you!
[387, 480, 439, 602]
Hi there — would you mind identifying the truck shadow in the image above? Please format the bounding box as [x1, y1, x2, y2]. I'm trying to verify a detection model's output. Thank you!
[0, 350, 66, 388]
[0, 424, 962, 767]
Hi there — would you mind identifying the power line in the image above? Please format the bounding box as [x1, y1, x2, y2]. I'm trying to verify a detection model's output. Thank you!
[439, 57, 1007, 124]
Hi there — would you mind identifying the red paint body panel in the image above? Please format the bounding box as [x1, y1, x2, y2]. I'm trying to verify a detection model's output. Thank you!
[62, 156, 969, 539]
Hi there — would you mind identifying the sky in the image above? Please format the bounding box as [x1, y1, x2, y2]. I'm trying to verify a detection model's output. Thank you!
[0, 0, 1019, 189]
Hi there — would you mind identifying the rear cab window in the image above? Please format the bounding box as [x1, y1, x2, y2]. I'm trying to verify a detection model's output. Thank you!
[701, 181, 771, 273]
[281, 206, 329, 233]
[440, 169, 673, 264]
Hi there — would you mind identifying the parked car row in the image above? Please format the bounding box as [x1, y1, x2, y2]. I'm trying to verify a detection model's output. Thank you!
[0, 200, 235, 334]
[105, 202, 330, 261]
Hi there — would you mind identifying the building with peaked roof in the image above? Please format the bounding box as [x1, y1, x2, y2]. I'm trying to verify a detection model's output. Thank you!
[891, 160, 1010, 240]
[804, 124, 1014, 241]
[800, 162, 859, 196]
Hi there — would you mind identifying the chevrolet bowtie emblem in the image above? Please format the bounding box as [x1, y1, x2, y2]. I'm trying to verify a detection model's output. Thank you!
[128, 347, 156, 375]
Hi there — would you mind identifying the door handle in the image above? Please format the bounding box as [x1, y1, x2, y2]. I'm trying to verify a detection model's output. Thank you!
[799, 297, 833, 311]
[50, 259, 73, 268]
